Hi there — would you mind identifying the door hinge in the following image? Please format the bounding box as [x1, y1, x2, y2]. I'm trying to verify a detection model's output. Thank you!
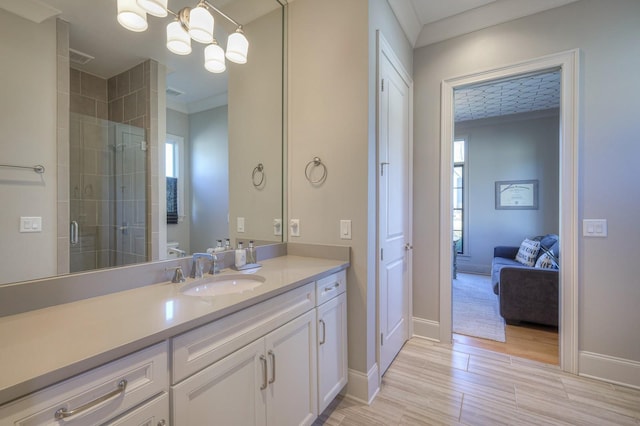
[381, 78, 385, 92]
[380, 248, 384, 261]
[381, 333, 384, 346]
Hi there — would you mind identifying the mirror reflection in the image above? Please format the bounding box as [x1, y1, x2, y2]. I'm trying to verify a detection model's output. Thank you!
[0, 0, 284, 284]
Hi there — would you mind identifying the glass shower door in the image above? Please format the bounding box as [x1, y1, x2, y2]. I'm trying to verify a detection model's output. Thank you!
[69, 113, 147, 273]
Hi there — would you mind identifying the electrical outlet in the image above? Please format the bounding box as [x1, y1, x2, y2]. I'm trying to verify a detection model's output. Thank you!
[290, 219, 300, 237]
[237, 217, 245, 233]
[273, 219, 282, 236]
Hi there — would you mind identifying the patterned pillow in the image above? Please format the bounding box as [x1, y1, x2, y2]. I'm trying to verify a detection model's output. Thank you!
[515, 238, 541, 267]
[535, 250, 559, 269]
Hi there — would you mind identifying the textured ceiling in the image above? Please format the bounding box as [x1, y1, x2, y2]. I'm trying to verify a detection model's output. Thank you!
[454, 70, 561, 122]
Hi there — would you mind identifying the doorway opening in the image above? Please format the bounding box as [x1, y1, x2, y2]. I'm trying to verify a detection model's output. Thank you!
[439, 50, 580, 374]
[450, 70, 561, 364]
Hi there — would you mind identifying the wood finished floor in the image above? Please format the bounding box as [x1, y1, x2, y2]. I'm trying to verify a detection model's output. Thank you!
[315, 338, 640, 425]
[453, 322, 559, 366]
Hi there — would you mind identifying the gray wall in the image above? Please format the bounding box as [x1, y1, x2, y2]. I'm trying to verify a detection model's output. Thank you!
[455, 111, 560, 274]
[413, 0, 640, 364]
[189, 106, 229, 253]
[0, 10, 57, 284]
[166, 108, 191, 253]
[289, 0, 412, 385]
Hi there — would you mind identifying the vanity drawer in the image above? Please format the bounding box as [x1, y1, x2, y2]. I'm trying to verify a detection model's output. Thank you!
[316, 270, 346, 305]
[172, 282, 316, 384]
[0, 342, 168, 426]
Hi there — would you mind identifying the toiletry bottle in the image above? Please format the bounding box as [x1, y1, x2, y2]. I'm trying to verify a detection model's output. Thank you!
[214, 240, 224, 253]
[235, 242, 246, 269]
[224, 239, 231, 251]
[247, 240, 256, 264]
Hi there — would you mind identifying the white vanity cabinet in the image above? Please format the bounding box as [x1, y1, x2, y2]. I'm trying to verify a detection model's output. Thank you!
[315, 270, 348, 413]
[0, 342, 168, 426]
[171, 282, 318, 426]
[172, 309, 317, 426]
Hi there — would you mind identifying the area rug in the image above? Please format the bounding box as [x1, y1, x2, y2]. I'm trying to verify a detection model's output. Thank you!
[453, 273, 506, 342]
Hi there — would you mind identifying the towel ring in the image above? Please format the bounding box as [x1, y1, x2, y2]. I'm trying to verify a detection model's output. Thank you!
[305, 157, 327, 184]
[252, 163, 265, 188]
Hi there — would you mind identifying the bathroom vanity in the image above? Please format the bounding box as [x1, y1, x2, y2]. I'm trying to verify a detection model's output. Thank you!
[0, 254, 348, 425]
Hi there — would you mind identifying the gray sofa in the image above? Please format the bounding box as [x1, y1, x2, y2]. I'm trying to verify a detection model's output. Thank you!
[491, 234, 559, 327]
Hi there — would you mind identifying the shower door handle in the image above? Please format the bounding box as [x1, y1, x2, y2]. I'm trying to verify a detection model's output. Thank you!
[70, 221, 79, 245]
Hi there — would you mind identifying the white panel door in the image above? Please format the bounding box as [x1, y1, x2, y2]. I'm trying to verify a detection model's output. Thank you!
[378, 39, 411, 375]
[265, 309, 317, 426]
[171, 338, 266, 426]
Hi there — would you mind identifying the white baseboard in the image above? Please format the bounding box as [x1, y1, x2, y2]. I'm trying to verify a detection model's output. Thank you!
[412, 317, 440, 341]
[345, 364, 380, 405]
[579, 351, 640, 390]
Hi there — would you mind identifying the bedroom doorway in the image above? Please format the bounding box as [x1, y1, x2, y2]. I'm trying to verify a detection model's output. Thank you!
[450, 70, 561, 364]
[439, 50, 580, 374]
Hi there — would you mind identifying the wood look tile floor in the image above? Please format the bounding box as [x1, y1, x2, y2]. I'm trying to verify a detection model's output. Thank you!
[315, 338, 640, 425]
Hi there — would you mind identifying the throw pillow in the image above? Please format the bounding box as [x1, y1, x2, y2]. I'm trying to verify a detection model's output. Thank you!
[515, 238, 541, 267]
[535, 252, 559, 269]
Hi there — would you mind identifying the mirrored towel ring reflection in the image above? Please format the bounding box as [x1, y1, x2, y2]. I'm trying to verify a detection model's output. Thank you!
[252, 163, 265, 188]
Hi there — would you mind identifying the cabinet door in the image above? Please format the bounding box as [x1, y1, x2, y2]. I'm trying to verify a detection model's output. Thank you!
[317, 292, 348, 413]
[172, 339, 266, 426]
[265, 309, 317, 426]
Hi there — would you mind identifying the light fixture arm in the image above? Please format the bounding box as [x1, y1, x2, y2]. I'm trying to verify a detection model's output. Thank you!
[169, 1, 242, 34]
[201, 0, 241, 28]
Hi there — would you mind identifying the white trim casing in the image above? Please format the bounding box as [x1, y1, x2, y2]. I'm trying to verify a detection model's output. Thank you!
[345, 365, 380, 405]
[412, 317, 440, 342]
[439, 49, 580, 374]
[579, 351, 640, 390]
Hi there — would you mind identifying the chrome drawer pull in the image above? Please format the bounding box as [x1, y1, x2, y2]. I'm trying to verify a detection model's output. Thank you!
[323, 282, 340, 293]
[260, 355, 268, 390]
[319, 319, 326, 345]
[268, 350, 276, 384]
[54, 379, 127, 420]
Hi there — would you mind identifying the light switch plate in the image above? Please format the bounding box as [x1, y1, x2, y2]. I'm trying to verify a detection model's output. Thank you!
[237, 217, 245, 233]
[20, 216, 42, 233]
[340, 219, 352, 240]
[583, 219, 607, 237]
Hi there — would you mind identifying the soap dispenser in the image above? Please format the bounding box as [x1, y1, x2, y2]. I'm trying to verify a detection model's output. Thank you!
[235, 242, 246, 269]
[247, 240, 257, 265]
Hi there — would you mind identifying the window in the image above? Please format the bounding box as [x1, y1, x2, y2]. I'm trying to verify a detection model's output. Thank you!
[165, 135, 184, 224]
[453, 138, 466, 254]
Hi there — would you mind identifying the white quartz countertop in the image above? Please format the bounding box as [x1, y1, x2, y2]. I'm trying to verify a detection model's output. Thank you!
[0, 255, 348, 405]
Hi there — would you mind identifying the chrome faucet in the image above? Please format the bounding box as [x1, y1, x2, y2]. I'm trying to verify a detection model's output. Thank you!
[165, 266, 185, 283]
[190, 253, 217, 278]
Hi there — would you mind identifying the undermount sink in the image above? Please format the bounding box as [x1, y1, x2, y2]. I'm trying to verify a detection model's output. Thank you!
[180, 274, 266, 297]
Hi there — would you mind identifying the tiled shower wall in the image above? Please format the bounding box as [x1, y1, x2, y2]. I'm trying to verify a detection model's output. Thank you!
[68, 61, 156, 272]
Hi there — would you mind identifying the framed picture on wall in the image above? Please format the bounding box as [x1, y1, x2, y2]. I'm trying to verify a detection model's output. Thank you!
[495, 179, 539, 210]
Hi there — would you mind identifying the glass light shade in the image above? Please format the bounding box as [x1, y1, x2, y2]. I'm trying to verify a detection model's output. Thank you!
[166, 21, 191, 55]
[225, 29, 248, 64]
[188, 6, 214, 44]
[117, 0, 148, 32]
[204, 42, 226, 73]
[136, 0, 167, 17]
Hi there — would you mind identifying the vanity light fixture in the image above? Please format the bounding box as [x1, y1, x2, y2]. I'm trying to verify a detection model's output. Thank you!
[116, 0, 249, 73]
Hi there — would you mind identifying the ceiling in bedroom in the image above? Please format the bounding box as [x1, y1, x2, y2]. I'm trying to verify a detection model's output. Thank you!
[454, 70, 561, 122]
